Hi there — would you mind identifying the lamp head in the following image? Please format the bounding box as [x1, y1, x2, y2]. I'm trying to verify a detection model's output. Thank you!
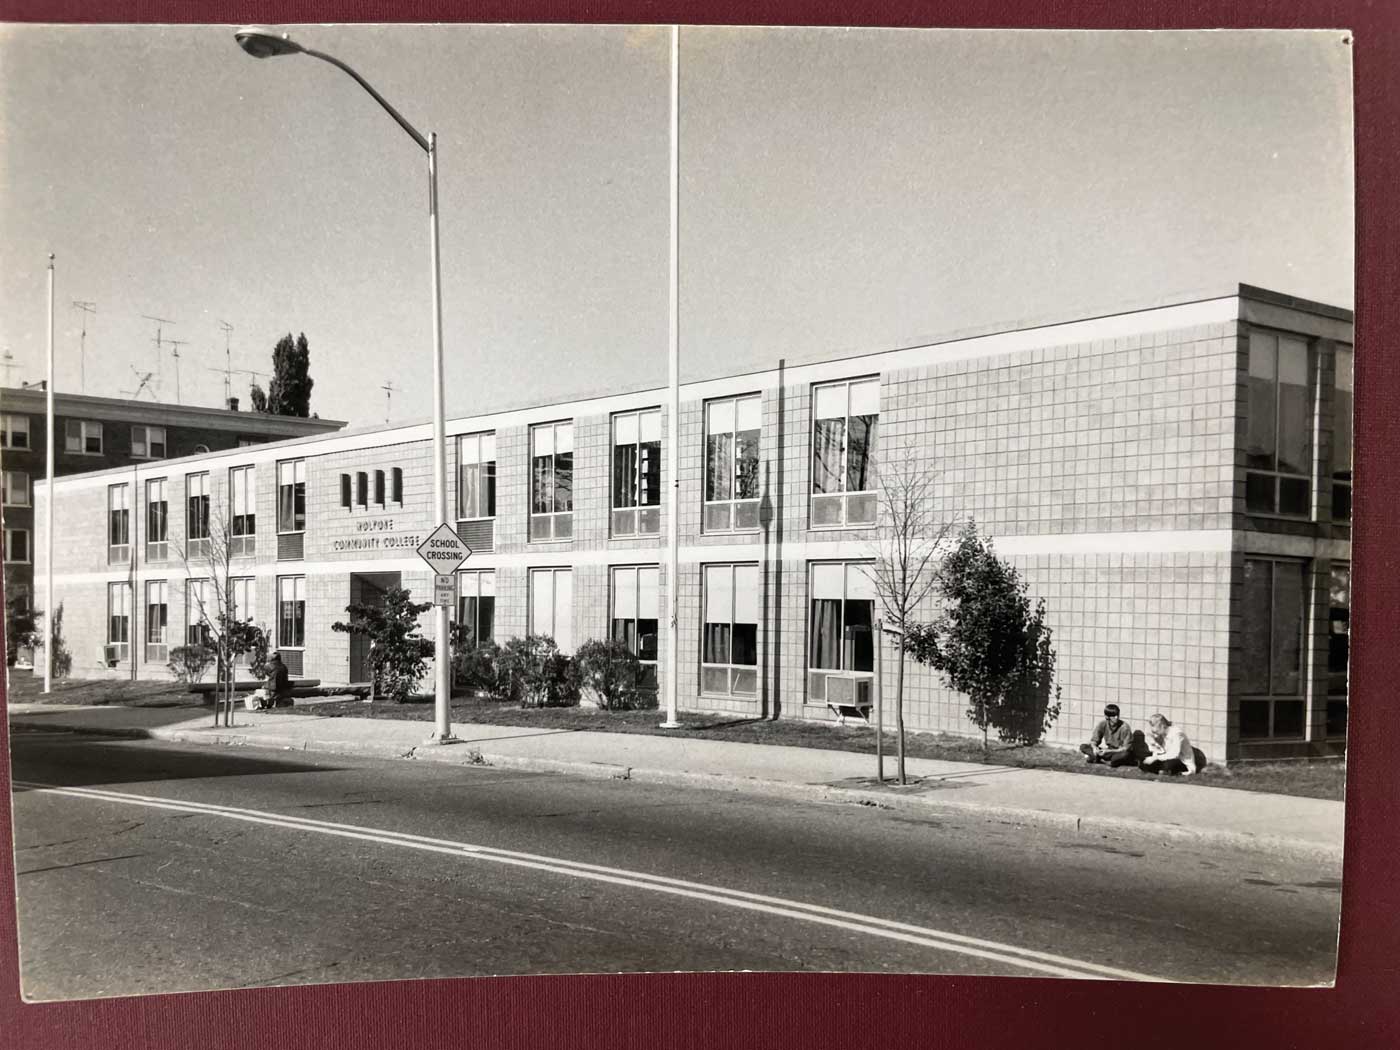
[234, 26, 305, 59]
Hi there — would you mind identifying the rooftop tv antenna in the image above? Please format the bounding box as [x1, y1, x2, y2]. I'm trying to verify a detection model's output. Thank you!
[217, 321, 235, 403]
[122, 368, 157, 401]
[140, 314, 177, 396]
[72, 300, 96, 392]
[381, 380, 398, 424]
[165, 338, 190, 403]
[0, 347, 15, 386]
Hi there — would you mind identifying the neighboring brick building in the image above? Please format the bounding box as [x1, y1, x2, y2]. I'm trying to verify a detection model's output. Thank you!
[28, 285, 1352, 762]
[2, 387, 346, 662]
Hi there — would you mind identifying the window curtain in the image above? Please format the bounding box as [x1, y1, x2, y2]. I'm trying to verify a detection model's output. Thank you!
[810, 598, 842, 669]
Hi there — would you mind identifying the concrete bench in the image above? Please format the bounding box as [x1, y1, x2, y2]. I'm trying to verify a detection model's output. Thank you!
[188, 679, 322, 696]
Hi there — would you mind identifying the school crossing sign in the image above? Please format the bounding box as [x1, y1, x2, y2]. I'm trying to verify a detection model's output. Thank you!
[417, 523, 471, 575]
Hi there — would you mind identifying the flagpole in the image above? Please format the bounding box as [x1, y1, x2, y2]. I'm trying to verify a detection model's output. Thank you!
[43, 254, 55, 694]
[661, 25, 683, 728]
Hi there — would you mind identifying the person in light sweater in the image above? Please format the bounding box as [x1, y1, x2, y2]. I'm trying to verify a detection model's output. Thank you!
[1140, 713, 1195, 776]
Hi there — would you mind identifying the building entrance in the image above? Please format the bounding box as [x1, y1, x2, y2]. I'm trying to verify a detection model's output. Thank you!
[348, 571, 401, 684]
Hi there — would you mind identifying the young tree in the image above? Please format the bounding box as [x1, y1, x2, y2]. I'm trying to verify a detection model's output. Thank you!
[332, 587, 434, 703]
[265, 332, 314, 417]
[248, 381, 268, 413]
[860, 449, 956, 784]
[904, 521, 1062, 757]
[179, 497, 270, 727]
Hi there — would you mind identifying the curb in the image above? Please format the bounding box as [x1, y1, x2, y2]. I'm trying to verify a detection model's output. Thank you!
[13, 717, 1344, 865]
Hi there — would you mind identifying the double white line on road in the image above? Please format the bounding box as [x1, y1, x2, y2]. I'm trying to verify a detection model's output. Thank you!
[17, 780, 1166, 982]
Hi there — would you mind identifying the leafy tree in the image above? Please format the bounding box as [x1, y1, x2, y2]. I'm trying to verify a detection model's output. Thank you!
[266, 332, 314, 417]
[6, 593, 39, 668]
[332, 586, 433, 703]
[860, 449, 956, 784]
[248, 381, 268, 413]
[904, 521, 1062, 756]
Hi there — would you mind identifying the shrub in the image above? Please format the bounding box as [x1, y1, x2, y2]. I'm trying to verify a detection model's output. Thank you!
[6, 594, 39, 668]
[452, 634, 506, 700]
[573, 638, 654, 711]
[168, 644, 215, 683]
[332, 586, 434, 703]
[496, 635, 577, 708]
[49, 603, 72, 679]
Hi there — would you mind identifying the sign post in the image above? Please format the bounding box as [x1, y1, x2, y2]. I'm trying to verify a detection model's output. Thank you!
[416, 524, 471, 740]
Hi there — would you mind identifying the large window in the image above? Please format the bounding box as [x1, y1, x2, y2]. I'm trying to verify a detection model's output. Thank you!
[64, 418, 103, 454]
[612, 410, 661, 536]
[186, 472, 210, 542]
[1245, 331, 1312, 517]
[186, 579, 213, 646]
[278, 576, 306, 649]
[230, 576, 256, 625]
[108, 483, 130, 562]
[808, 561, 875, 702]
[4, 528, 30, 563]
[1327, 563, 1350, 737]
[230, 466, 256, 554]
[0, 414, 30, 450]
[131, 425, 167, 459]
[456, 570, 496, 648]
[528, 567, 573, 652]
[278, 460, 306, 533]
[1240, 558, 1308, 740]
[1332, 347, 1352, 522]
[611, 565, 659, 690]
[702, 563, 759, 697]
[457, 432, 497, 519]
[107, 582, 132, 657]
[530, 421, 573, 540]
[145, 580, 169, 661]
[2, 470, 29, 507]
[146, 478, 169, 559]
[704, 396, 761, 533]
[811, 378, 879, 527]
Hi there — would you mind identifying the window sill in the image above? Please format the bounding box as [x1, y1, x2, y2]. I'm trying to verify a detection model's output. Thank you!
[63, 450, 105, 457]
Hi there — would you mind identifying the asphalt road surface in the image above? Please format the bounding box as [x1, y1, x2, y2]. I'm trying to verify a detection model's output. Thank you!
[8, 727, 1342, 999]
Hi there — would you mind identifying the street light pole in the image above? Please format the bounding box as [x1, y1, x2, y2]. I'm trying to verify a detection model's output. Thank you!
[235, 26, 456, 742]
[43, 253, 54, 694]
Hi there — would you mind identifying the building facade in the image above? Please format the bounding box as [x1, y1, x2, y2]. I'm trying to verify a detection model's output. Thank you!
[28, 286, 1352, 762]
[1, 387, 345, 657]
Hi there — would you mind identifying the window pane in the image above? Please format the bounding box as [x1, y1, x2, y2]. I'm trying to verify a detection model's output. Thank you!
[638, 568, 658, 619]
[554, 451, 573, 513]
[1334, 349, 1353, 476]
[1240, 560, 1271, 694]
[1245, 375, 1277, 470]
[1328, 564, 1350, 694]
[847, 415, 877, 492]
[1240, 699, 1271, 739]
[532, 456, 552, 513]
[706, 432, 733, 501]
[1277, 371, 1312, 476]
[1270, 561, 1306, 696]
[703, 623, 731, 666]
[460, 462, 480, 517]
[704, 565, 732, 623]
[530, 571, 552, 637]
[845, 598, 874, 671]
[554, 570, 572, 652]
[613, 568, 637, 618]
[1245, 472, 1276, 514]
[1273, 700, 1305, 738]
[613, 443, 638, 508]
[810, 598, 842, 669]
[812, 418, 844, 494]
[1278, 477, 1310, 516]
[732, 623, 758, 667]
[636, 618, 658, 662]
[639, 439, 661, 507]
[734, 565, 759, 624]
[811, 563, 845, 600]
[814, 384, 846, 420]
[735, 429, 760, 500]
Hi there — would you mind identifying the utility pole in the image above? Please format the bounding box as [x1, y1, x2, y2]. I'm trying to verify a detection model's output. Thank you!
[71, 300, 96, 393]
[165, 338, 189, 403]
[43, 255, 54, 695]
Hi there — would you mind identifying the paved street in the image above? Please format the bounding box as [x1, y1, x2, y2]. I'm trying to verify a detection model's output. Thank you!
[10, 727, 1342, 999]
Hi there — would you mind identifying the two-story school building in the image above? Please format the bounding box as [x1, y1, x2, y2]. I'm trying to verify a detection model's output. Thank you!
[30, 285, 1353, 763]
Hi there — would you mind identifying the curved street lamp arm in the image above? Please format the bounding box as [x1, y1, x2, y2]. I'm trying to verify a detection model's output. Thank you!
[302, 47, 430, 154]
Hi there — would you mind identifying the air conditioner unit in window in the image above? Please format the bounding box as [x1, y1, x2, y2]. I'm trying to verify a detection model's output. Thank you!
[102, 644, 121, 667]
[825, 673, 872, 724]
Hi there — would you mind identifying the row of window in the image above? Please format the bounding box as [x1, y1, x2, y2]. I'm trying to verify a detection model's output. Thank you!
[0, 416, 168, 458]
[338, 468, 405, 510]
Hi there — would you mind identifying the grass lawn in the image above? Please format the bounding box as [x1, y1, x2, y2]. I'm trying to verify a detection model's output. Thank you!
[4, 671, 197, 708]
[281, 693, 1348, 802]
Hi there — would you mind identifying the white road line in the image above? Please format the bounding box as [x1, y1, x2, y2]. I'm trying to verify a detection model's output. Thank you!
[15, 780, 1168, 982]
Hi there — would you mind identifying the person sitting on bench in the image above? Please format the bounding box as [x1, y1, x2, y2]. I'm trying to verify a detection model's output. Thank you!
[1078, 704, 1137, 767]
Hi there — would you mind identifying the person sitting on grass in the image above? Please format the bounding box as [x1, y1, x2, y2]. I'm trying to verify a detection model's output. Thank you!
[264, 652, 293, 709]
[1078, 704, 1137, 767]
[1141, 713, 1195, 776]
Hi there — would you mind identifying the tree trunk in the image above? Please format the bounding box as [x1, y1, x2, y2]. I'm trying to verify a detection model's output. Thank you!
[896, 646, 907, 785]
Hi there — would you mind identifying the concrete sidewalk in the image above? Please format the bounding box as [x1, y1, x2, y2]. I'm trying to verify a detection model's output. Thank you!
[6, 703, 1345, 864]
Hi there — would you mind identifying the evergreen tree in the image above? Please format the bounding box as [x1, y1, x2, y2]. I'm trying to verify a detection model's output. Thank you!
[266, 332, 314, 417]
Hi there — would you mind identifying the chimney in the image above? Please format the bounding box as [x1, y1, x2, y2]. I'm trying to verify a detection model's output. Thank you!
[227, 396, 240, 412]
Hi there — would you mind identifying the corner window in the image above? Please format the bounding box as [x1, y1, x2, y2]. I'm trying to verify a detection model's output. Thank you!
[611, 565, 659, 690]
[0, 414, 30, 450]
[277, 460, 306, 533]
[186, 578, 213, 646]
[107, 483, 131, 563]
[1332, 347, 1352, 522]
[186, 472, 211, 542]
[64, 419, 103, 454]
[278, 576, 306, 649]
[456, 570, 496, 648]
[1245, 331, 1313, 517]
[230, 466, 256, 553]
[2, 470, 29, 507]
[457, 432, 497, 519]
[612, 410, 661, 536]
[704, 395, 761, 533]
[4, 528, 30, 563]
[811, 378, 879, 528]
[530, 421, 573, 541]
[146, 478, 169, 558]
[1239, 558, 1308, 740]
[131, 425, 167, 459]
[528, 567, 573, 652]
[808, 561, 875, 702]
[702, 563, 759, 697]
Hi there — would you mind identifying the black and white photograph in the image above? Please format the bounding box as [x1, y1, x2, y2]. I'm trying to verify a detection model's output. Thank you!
[0, 23, 1353, 999]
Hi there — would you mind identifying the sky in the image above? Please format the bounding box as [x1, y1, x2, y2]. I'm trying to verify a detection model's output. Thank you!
[0, 25, 1353, 428]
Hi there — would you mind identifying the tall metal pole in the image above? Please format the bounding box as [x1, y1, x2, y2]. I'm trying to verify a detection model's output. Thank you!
[428, 132, 454, 743]
[661, 25, 682, 728]
[43, 255, 54, 694]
